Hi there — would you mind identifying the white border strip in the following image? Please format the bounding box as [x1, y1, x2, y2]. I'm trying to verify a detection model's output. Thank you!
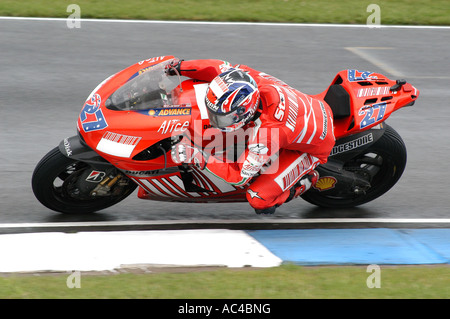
[0, 230, 283, 271]
[0, 218, 449, 229]
[1, 16, 450, 29]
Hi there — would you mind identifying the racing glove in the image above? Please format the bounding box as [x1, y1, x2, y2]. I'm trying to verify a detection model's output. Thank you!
[171, 141, 207, 170]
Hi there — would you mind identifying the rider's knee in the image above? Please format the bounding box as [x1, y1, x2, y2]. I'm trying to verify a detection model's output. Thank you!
[246, 187, 289, 210]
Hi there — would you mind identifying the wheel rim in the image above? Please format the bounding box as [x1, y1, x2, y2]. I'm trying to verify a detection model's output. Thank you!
[49, 161, 134, 206]
[308, 150, 396, 203]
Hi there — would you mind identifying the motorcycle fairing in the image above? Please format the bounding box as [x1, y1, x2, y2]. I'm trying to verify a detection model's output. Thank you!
[134, 166, 249, 203]
[313, 69, 419, 139]
[58, 135, 113, 169]
[71, 58, 420, 204]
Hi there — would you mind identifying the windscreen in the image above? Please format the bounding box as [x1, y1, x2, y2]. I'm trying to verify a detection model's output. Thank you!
[105, 60, 181, 111]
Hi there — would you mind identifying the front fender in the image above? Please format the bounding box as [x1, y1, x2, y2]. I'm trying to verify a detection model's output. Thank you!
[58, 135, 113, 168]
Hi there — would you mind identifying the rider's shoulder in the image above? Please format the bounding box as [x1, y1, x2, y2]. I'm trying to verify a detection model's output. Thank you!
[259, 85, 282, 108]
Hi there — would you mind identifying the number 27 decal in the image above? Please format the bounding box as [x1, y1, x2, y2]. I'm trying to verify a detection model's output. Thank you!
[359, 102, 387, 129]
[79, 93, 108, 132]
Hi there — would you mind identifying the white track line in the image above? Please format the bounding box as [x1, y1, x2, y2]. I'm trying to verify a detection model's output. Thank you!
[346, 46, 450, 80]
[345, 47, 406, 78]
[1, 16, 450, 29]
[0, 218, 449, 229]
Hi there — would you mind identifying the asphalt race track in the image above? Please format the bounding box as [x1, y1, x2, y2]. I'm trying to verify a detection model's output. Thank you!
[1, 18, 450, 232]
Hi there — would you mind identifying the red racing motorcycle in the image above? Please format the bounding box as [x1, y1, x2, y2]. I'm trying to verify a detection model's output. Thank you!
[32, 56, 419, 214]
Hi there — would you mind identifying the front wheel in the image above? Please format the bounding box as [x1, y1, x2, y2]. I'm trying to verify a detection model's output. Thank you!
[32, 147, 137, 214]
[301, 125, 407, 208]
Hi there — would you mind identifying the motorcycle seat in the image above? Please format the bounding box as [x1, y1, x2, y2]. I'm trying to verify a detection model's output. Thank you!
[324, 84, 351, 119]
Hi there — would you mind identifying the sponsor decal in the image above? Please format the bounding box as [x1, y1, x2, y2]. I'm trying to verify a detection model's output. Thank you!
[273, 86, 286, 121]
[247, 188, 263, 200]
[96, 131, 141, 158]
[124, 170, 164, 177]
[359, 102, 387, 129]
[79, 93, 108, 132]
[147, 107, 191, 117]
[137, 56, 166, 65]
[241, 153, 265, 178]
[210, 77, 229, 99]
[248, 143, 269, 155]
[63, 138, 72, 156]
[313, 176, 337, 191]
[274, 153, 318, 192]
[138, 66, 152, 74]
[347, 69, 377, 82]
[285, 89, 299, 133]
[127, 66, 154, 81]
[330, 133, 373, 156]
[157, 119, 190, 134]
[319, 101, 328, 140]
[272, 85, 299, 132]
[124, 57, 167, 80]
[241, 163, 262, 178]
[357, 86, 391, 97]
[85, 170, 106, 183]
[205, 94, 219, 112]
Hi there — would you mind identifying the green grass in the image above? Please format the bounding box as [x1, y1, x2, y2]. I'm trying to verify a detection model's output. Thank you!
[0, 0, 449, 25]
[0, 264, 448, 299]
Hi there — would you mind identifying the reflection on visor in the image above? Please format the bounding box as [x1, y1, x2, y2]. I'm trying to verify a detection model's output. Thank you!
[209, 112, 238, 129]
[208, 107, 249, 132]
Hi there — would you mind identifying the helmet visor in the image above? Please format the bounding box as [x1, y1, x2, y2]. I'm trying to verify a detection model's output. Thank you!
[208, 107, 246, 132]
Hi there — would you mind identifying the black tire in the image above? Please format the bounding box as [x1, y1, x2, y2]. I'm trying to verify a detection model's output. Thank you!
[32, 147, 137, 214]
[301, 124, 407, 208]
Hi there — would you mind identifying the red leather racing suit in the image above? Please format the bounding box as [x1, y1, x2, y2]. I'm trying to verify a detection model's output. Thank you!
[178, 59, 336, 210]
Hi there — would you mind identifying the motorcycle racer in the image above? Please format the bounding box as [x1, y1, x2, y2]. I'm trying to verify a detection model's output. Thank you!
[167, 59, 335, 214]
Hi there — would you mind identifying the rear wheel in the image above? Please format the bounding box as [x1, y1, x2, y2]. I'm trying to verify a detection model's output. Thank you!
[32, 147, 137, 214]
[301, 125, 407, 208]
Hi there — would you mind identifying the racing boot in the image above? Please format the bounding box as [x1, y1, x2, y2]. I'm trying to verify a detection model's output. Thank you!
[285, 170, 319, 203]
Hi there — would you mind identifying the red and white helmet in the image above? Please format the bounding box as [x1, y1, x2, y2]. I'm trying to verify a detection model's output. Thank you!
[205, 68, 260, 132]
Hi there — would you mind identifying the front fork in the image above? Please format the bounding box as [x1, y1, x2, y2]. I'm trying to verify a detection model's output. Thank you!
[90, 173, 124, 196]
[59, 135, 129, 197]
